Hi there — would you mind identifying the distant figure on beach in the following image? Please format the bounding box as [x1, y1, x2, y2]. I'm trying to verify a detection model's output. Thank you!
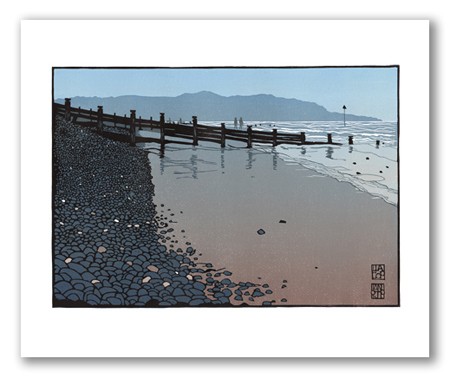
[234, 117, 238, 128]
[239, 117, 244, 129]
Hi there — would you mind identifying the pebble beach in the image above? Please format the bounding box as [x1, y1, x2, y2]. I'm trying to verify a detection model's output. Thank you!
[53, 118, 274, 307]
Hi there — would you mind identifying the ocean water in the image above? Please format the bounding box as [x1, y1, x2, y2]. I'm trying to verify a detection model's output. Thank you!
[201, 121, 399, 206]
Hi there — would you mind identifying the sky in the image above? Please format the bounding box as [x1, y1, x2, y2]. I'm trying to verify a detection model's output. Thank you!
[54, 67, 398, 121]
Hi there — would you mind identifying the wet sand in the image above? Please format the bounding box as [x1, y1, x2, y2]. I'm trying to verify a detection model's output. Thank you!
[145, 141, 398, 306]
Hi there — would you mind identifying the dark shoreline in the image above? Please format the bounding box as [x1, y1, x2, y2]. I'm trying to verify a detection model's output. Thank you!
[53, 118, 274, 307]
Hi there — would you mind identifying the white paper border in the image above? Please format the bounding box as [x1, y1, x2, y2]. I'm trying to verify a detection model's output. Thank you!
[21, 20, 429, 357]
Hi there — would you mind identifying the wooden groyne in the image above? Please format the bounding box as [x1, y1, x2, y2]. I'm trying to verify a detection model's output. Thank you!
[54, 99, 343, 149]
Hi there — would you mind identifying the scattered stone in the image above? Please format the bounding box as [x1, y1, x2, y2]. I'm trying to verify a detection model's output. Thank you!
[64, 257, 72, 264]
[252, 288, 265, 297]
[257, 229, 266, 235]
[142, 276, 151, 283]
[281, 298, 287, 303]
[91, 279, 100, 285]
[147, 265, 159, 273]
[162, 282, 171, 288]
[279, 220, 287, 224]
[97, 246, 107, 253]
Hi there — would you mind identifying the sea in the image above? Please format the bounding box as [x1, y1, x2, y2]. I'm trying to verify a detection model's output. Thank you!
[200, 120, 398, 206]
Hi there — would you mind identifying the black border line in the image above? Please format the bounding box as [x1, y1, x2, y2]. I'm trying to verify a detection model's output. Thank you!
[52, 67, 56, 307]
[52, 65, 400, 308]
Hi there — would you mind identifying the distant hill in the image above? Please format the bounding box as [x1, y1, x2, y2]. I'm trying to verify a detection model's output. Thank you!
[55, 91, 381, 122]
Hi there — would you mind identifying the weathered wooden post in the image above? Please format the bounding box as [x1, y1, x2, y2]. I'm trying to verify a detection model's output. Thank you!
[327, 133, 333, 144]
[272, 128, 277, 147]
[113, 113, 117, 128]
[138, 116, 142, 130]
[130, 110, 136, 146]
[220, 123, 226, 148]
[247, 125, 253, 148]
[160, 113, 165, 146]
[192, 116, 199, 146]
[300, 132, 306, 143]
[64, 98, 71, 121]
[97, 106, 103, 134]
[376, 139, 380, 148]
[72, 106, 80, 123]
[348, 135, 354, 145]
[89, 108, 93, 123]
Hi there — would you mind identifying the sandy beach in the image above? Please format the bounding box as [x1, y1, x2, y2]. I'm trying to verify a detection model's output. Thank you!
[145, 140, 398, 306]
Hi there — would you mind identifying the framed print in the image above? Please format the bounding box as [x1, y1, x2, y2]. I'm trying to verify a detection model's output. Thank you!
[21, 20, 429, 357]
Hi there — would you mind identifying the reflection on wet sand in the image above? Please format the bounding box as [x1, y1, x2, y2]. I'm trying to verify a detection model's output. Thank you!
[146, 142, 398, 306]
[272, 147, 278, 171]
[246, 148, 255, 170]
[326, 146, 334, 160]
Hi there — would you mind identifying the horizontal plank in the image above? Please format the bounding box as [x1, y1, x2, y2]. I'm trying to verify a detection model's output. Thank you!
[70, 106, 96, 116]
[197, 137, 222, 144]
[102, 114, 129, 125]
[225, 130, 249, 137]
[197, 133, 221, 140]
[165, 132, 193, 140]
[173, 124, 195, 133]
[197, 124, 221, 131]
[252, 137, 274, 143]
[135, 136, 161, 144]
[223, 135, 248, 143]
[75, 113, 98, 120]
[251, 130, 273, 136]
[137, 119, 159, 127]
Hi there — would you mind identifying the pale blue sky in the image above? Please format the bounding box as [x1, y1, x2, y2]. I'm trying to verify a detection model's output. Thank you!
[54, 67, 398, 121]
